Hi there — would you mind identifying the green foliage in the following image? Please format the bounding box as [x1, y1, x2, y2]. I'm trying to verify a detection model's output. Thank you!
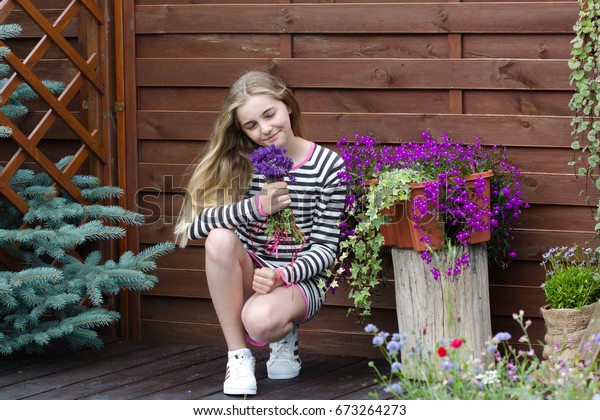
[325, 168, 423, 316]
[0, 160, 175, 355]
[568, 1, 600, 233]
[541, 244, 600, 309]
[543, 267, 599, 309]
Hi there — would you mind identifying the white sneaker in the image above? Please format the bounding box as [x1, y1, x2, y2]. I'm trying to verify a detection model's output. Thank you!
[223, 348, 257, 395]
[267, 325, 301, 379]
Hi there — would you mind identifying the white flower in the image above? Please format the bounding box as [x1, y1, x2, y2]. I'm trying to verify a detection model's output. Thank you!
[476, 370, 500, 385]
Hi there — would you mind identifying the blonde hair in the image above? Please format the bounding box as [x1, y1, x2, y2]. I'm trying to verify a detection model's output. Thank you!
[174, 71, 304, 247]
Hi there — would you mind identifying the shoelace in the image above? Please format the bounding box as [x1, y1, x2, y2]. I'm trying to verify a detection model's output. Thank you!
[270, 338, 293, 359]
[229, 354, 254, 377]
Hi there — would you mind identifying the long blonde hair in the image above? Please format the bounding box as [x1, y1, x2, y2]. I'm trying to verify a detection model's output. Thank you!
[174, 71, 304, 247]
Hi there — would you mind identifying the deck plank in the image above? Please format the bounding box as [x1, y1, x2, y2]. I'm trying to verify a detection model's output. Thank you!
[0, 339, 385, 400]
[26, 344, 211, 400]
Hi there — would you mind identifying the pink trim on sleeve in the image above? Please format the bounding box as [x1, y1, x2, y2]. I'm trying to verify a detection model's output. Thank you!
[255, 194, 268, 217]
[276, 267, 290, 286]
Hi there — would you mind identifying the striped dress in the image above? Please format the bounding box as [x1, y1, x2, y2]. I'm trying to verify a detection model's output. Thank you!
[188, 142, 346, 323]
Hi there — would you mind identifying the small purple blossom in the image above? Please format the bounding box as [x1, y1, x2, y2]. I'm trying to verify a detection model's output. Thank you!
[493, 332, 511, 343]
[249, 145, 296, 184]
[372, 335, 385, 346]
[364, 324, 378, 334]
[384, 383, 403, 394]
[386, 340, 401, 356]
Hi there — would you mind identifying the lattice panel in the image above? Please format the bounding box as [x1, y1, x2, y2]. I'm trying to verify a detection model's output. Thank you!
[0, 0, 106, 214]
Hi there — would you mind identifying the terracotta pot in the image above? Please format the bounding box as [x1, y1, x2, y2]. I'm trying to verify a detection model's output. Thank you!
[379, 201, 415, 248]
[373, 181, 444, 251]
[405, 181, 444, 251]
[371, 170, 493, 251]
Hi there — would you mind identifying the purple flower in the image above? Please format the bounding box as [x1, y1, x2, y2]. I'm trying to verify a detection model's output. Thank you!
[364, 324, 378, 334]
[249, 145, 296, 184]
[493, 332, 511, 343]
[248, 145, 303, 253]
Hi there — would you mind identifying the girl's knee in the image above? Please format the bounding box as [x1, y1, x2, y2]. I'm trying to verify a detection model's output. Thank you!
[204, 229, 240, 262]
[242, 304, 280, 342]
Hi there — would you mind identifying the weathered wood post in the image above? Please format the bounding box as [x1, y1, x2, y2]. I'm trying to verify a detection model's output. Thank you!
[392, 245, 492, 360]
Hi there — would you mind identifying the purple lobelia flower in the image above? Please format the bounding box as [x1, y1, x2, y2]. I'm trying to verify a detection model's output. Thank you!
[249, 145, 304, 257]
[249, 145, 296, 184]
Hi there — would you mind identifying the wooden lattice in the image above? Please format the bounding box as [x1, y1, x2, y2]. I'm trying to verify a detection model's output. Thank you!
[0, 0, 110, 275]
[0, 0, 106, 215]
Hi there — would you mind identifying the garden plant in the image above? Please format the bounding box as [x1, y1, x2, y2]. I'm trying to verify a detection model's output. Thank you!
[327, 132, 528, 316]
[0, 22, 175, 355]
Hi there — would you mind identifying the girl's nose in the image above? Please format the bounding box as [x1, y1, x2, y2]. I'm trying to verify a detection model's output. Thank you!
[261, 122, 272, 135]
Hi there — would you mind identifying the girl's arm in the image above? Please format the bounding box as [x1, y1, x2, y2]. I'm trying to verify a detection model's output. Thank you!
[188, 196, 264, 240]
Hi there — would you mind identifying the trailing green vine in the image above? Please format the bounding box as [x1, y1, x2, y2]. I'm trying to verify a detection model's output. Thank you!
[324, 168, 422, 316]
[568, 0, 600, 234]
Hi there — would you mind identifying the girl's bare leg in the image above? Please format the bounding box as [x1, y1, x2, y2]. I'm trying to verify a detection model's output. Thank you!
[242, 286, 306, 343]
[204, 228, 255, 350]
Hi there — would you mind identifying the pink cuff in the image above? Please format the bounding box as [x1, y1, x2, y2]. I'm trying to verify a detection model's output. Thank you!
[255, 195, 268, 217]
[276, 268, 290, 286]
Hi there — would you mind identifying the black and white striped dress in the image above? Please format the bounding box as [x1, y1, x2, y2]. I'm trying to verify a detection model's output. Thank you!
[188, 142, 346, 323]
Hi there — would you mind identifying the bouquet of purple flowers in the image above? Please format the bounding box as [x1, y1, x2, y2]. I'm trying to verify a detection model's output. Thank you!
[249, 145, 304, 256]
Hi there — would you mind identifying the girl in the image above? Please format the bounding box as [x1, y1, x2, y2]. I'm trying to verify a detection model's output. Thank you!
[174, 71, 346, 396]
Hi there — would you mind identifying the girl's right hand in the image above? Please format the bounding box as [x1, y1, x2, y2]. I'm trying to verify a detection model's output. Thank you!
[259, 181, 291, 215]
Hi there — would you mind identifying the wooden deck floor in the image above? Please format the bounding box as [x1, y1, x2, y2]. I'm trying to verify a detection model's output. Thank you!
[0, 338, 387, 400]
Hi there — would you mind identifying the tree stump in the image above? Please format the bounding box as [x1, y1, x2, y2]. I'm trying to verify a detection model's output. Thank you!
[392, 245, 492, 359]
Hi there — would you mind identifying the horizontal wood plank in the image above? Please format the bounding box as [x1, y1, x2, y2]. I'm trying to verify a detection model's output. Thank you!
[137, 34, 280, 58]
[462, 34, 573, 59]
[137, 87, 452, 113]
[134, 3, 578, 34]
[134, 161, 599, 206]
[136, 58, 571, 90]
[490, 284, 546, 317]
[137, 111, 574, 147]
[294, 34, 450, 58]
[137, 139, 586, 175]
[463, 91, 572, 116]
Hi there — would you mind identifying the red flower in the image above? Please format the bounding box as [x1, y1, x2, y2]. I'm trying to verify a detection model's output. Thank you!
[437, 346, 447, 357]
[450, 338, 463, 349]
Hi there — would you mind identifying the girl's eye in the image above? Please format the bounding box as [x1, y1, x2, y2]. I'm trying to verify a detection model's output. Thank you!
[264, 112, 275, 119]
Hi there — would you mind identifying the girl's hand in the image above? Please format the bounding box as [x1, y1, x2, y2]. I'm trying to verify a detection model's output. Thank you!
[252, 267, 282, 294]
[258, 181, 290, 215]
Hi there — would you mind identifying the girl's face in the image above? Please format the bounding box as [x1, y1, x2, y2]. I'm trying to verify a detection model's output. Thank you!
[235, 94, 294, 148]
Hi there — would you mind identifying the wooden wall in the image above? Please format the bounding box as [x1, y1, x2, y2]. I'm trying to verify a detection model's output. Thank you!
[129, 0, 596, 357]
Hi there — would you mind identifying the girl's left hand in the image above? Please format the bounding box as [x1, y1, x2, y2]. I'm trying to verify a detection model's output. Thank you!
[252, 267, 281, 294]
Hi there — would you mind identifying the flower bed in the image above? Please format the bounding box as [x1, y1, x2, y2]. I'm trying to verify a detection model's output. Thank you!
[365, 311, 600, 400]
